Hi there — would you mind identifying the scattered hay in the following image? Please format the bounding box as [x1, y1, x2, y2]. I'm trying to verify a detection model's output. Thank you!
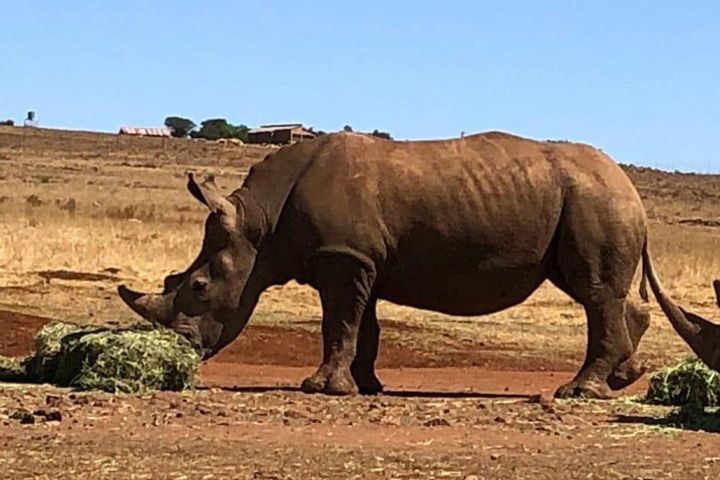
[0, 321, 200, 393]
[645, 356, 720, 407]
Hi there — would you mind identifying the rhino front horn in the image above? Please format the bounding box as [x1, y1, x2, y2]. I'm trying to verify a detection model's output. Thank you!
[117, 284, 173, 324]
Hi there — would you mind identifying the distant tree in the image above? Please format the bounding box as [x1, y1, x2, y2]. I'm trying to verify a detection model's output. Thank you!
[164, 116, 196, 138]
[370, 129, 393, 140]
[189, 119, 250, 142]
[191, 118, 248, 141]
[192, 118, 232, 140]
[342, 125, 354, 132]
[231, 123, 250, 143]
[0, 119, 14, 126]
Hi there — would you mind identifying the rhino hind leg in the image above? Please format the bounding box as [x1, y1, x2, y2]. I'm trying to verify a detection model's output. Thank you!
[351, 298, 384, 395]
[607, 300, 650, 390]
[554, 298, 634, 399]
[300, 253, 376, 396]
[550, 274, 647, 396]
[549, 201, 645, 399]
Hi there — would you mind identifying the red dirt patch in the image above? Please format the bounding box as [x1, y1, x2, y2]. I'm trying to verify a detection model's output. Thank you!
[0, 309, 576, 371]
[214, 318, 576, 371]
[0, 310, 51, 356]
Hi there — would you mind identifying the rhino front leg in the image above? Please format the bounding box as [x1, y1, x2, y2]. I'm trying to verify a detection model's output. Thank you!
[351, 297, 384, 395]
[301, 254, 376, 396]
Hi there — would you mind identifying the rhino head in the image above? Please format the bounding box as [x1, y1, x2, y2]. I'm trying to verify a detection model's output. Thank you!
[118, 173, 264, 359]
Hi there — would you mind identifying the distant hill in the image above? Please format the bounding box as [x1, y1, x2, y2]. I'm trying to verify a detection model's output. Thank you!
[2, 125, 719, 227]
[0, 125, 274, 169]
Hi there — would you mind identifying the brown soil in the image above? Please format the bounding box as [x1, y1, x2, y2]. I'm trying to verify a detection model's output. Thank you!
[3, 309, 717, 479]
[1, 380, 718, 480]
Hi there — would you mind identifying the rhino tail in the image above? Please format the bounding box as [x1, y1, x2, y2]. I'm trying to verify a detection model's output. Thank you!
[639, 236, 649, 302]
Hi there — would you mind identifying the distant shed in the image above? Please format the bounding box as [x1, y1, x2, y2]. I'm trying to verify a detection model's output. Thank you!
[247, 124, 316, 145]
[119, 127, 172, 137]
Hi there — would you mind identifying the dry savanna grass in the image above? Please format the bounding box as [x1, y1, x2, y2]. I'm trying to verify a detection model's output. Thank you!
[2, 126, 720, 372]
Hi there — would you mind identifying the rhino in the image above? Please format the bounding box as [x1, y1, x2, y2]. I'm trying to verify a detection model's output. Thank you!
[118, 131, 710, 398]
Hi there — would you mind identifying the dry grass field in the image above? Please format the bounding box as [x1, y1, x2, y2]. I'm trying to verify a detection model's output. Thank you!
[2, 126, 720, 478]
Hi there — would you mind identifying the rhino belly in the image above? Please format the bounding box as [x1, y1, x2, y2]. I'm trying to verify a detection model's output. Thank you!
[377, 262, 548, 316]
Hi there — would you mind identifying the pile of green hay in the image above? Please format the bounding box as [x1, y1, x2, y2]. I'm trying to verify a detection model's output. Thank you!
[0, 321, 200, 394]
[645, 356, 720, 407]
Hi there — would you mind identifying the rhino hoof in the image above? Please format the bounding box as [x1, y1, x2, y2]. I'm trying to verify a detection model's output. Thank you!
[554, 380, 613, 400]
[324, 375, 358, 396]
[607, 359, 647, 391]
[353, 374, 384, 395]
[300, 369, 358, 396]
[300, 375, 326, 394]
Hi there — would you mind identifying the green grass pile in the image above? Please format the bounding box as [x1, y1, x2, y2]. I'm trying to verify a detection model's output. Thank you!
[24, 321, 83, 382]
[645, 356, 720, 407]
[0, 322, 200, 393]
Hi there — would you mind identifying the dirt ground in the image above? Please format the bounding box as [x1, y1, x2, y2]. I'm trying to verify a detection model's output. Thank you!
[4, 128, 720, 478]
[3, 310, 720, 480]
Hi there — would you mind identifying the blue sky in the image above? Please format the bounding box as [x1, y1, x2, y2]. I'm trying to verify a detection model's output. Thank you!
[2, 1, 719, 171]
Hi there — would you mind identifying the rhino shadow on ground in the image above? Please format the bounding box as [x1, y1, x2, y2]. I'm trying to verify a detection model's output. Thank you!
[612, 407, 720, 433]
[200, 384, 529, 399]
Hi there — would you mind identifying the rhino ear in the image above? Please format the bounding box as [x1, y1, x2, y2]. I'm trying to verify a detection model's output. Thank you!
[187, 173, 237, 226]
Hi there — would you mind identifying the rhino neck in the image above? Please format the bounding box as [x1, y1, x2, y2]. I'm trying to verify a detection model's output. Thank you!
[232, 141, 320, 246]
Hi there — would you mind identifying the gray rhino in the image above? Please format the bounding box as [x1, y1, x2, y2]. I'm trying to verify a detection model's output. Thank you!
[118, 131, 702, 398]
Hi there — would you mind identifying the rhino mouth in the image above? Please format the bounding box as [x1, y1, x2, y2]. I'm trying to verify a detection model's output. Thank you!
[173, 324, 202, 350]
